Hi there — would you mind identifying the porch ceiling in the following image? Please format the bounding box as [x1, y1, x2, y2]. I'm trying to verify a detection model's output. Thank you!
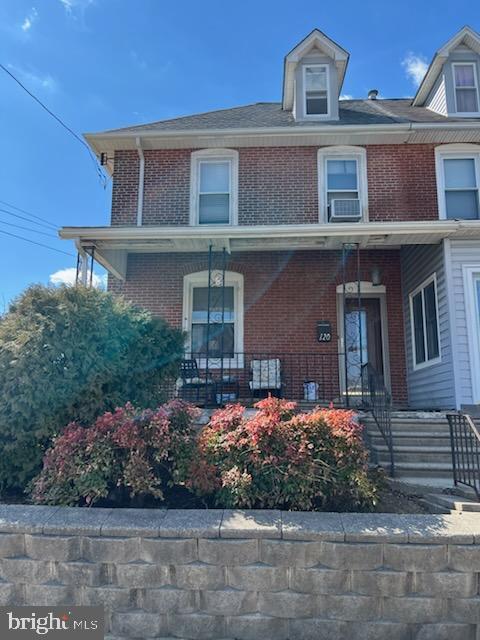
[59, 220, 480, 280]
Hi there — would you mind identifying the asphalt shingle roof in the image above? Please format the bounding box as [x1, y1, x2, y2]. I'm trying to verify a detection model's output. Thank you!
[101, 99, 480, 134]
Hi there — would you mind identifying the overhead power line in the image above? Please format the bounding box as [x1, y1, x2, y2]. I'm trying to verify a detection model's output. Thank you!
[0, 207, 58, 232]
[0, 219, 58, 239]
[0, 199, 58, 230]
[0, 228, 73, 257]
[0, 63, 106, 187]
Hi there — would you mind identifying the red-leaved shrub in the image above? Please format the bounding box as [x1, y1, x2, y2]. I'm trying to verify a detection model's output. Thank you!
[31, 400, 199, 506]
[187, 397, 377, 511]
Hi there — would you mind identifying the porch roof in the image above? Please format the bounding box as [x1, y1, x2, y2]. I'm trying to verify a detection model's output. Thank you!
[59, 219, 480, 280]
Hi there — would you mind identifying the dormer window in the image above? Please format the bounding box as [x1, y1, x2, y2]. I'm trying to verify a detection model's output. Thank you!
[304, 65, 329, 116]
[453, 63, 479, 114]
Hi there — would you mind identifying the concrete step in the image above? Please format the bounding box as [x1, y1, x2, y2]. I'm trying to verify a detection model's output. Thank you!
[390, 476, 456, 491]
[373, 445, 453, 464]
[369, 435, 450, 451]
[392, 461, 453, 479]
[423, 493, 480, 513]
[364, 420, 450, 434]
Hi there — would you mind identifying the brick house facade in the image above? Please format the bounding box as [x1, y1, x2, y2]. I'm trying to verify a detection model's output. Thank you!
[62, 26, 480, 411]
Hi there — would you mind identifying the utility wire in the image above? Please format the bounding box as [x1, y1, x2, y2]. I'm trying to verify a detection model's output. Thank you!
[0, 229, 73, 257]
[0, 199, 59, 230]
[0, 63, 106, 187]
[0, 219, 58, 239]
[0, 207, 58, 232]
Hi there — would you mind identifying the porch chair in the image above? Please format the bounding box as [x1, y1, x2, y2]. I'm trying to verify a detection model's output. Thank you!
[249, 358, 283, 398]
[178, 358, 215, 406]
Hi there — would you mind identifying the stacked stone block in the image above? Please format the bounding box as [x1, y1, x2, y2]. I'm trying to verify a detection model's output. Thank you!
[0, 505, 479, 639]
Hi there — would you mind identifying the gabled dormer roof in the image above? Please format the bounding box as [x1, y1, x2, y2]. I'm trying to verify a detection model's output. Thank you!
[282, 29, 349, 111]
[413, 25, 480, 106]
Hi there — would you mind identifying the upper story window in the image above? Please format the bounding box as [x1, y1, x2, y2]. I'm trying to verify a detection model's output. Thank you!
[190, 149, 238, 225]
[304, 65, 329, 116]
[318, 146, 368, 223]
[435, 145, 480, 220]
[409, 274, 441, 370]
[453, 63, 479, 114]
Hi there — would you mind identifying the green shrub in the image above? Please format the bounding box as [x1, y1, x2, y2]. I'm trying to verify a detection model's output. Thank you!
[0, 285, 184, 492]
[31, 401, 199, 506]
[187, 397, 378, 511]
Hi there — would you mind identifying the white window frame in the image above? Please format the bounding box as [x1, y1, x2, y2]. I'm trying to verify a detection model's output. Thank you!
[189, 149, 239, 226]
[463, 264, 480, 404]
[409, 273, 442, 371]
[317, 146, 368, 223]
[303, 64, 330, 119]
[182, 270, 244, 368]
[452, 62, 480, 116]
[435, 144, 480, 220]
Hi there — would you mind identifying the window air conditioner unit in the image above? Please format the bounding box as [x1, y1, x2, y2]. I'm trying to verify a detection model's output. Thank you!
[330, 198, 362, 222]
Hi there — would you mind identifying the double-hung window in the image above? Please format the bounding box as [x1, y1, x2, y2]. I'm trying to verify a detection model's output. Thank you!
[304, 65, 329, 116]
[409, 275, 441, 370]
[183, 271, 244, 366]
[444, 157, 479, 219]
[191, 286, 235, 357]
[453, 63, 479, 114]
[190, 150, 238, 225]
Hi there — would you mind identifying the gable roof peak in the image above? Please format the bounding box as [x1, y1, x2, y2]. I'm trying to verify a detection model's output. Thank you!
[414, 25, 480, 106]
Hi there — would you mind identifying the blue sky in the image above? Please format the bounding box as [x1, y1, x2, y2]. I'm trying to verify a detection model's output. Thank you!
[0, 0, 478, 307]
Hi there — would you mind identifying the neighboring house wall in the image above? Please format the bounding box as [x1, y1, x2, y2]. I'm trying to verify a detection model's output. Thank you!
[109, 249, 407, 405]
[448, 240, 480, 407]
[110, 145, 439, 227]
[401, 243, 455, 409]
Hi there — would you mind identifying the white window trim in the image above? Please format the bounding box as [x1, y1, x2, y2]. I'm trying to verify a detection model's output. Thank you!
[317, 146, 368, 223]
[189, 149, 239, 226]
[452, 62, 480, 117]
[303, 64, 330, 119]
[462, 264, 480, 404]
[409, 273, 442, 372]
[435, 144, 480, 220]
[182, 270, 244, 368]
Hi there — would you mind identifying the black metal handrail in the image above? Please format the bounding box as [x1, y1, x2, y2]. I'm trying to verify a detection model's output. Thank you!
[447, 412, 480, 499]
[361, 363, 394, 477]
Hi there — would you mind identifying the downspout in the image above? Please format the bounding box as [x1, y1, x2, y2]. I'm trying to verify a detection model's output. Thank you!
[136, 136, 144, 226]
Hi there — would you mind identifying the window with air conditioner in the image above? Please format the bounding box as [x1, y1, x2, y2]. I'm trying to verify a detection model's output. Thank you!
[317, 148, 367, 223]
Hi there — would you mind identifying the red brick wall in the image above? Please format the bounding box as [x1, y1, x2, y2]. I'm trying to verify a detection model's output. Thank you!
[366, 144, 438, 222]
[110, 145, 439, 227]
[109, 249, 407, 406]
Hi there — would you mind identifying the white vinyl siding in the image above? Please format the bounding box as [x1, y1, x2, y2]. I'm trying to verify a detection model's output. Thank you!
[401, 244, 455, 409]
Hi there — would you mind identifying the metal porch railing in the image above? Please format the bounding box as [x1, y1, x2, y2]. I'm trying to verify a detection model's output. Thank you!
[447, 412, 480, 499]
[361, 363, 394, 477]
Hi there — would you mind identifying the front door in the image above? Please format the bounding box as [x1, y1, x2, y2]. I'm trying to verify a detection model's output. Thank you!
[344, 298, 384, 396]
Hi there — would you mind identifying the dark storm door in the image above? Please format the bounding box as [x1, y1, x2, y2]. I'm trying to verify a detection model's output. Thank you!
[345, 298, 384, 394]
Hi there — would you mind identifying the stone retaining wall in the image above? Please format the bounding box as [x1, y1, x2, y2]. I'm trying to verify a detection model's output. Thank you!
[0, 505, 479, 639]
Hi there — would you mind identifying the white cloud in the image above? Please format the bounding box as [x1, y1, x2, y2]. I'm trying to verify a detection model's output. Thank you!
[7, 63, 58, 92]
[21, 7, 38, 32]
[340, 94, 353, 100]
[50, 267, 107, 289]
[402, 53, 428, 87]
[59, 0, 95, 14]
